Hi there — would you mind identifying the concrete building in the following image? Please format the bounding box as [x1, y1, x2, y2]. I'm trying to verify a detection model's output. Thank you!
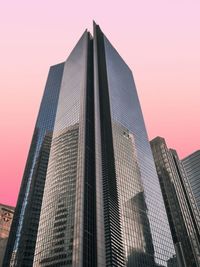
[151, 137, 200, 267]
[0, 204, 14, 267]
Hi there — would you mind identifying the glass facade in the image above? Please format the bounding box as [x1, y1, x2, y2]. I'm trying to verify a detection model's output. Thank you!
[3, 63, 64, 267]
[5, 23, 177, 267]
[92, 23, 175, 266]
[33, 32, 96, 267]
[99, 28, 175, 266]
[151, 137, 200, 267]
[182, 151, 200, 212]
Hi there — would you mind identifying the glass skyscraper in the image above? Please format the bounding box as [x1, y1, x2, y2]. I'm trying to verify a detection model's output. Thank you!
[4, 23, 176, 267]
[182, 151, 200, 212]
[151, 137, 200, 267]
[3, 63, 65, 266]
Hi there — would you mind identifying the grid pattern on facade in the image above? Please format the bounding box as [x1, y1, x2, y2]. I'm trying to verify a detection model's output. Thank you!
[103, 34, 175, 266]
[182, 151, 200, 212]
[151, 137, 200, 267]
[33, 32, 90, 267]
[4, 23, 179, 267]
[82, 35, 97, 267]
[96, 25, 125, 267]
[3, 63, 64, 267]
[17, 133, 53, 266]
[33, 125, 79, 266]
[112, 123, 155, 267]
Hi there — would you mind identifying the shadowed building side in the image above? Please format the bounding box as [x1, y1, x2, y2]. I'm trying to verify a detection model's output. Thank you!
[3, 63, 64, 267]
[151, 137, 200, 267]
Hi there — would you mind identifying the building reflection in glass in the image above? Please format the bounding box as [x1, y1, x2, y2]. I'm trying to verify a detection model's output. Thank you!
[34, 124, 79, 266]
[112, 122, 155, 267]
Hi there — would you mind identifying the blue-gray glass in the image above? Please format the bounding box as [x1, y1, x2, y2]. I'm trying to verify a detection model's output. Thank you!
[5, 22, 179, 267]
[33, 32, 90, 266]
[103, 35, 175, 266]
[3, 63, 64, 267]
[182, 151, 200, 212]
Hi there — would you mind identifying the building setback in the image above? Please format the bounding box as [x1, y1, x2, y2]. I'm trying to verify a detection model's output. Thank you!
[182, 150, 200, 212]
[4, 23, 176, 267]
[151, 137, 200, 267]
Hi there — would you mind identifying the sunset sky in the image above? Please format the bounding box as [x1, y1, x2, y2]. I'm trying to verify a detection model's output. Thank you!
[0, 0, 200, 207]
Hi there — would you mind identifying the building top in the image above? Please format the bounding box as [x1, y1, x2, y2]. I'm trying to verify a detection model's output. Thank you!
[0, 204, 15, 212]
[182, 150, 200, 161]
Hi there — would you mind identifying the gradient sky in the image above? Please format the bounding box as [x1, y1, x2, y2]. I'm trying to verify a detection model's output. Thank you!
[0, 0, 200, 207]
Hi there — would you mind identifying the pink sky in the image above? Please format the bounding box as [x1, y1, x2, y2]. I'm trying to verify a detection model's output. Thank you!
[0, 0, 200, 207]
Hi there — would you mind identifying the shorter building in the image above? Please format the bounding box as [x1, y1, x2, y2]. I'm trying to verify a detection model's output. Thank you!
[182, 150, 200, 212]
[150, 137, 200, 267]
[0, 203, 15, 267]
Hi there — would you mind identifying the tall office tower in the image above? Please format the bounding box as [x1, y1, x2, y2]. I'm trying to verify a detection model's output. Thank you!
[33, 23, 175, 267]
[0, 204, 15, 267]
[182, 150, 200, 212]
[5, 23, 176, 267]
[3, 63, 64, 266]
[151, 137, 200, 267]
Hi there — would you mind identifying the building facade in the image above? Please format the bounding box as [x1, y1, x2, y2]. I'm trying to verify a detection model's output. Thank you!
[0, 204, 15, 267]
[151, 137, 200, 267]
[5, 23, 176, 267]
[182, 150, 200, 212]
[167, 255, 178, 267]
[3, 63, 64, 266]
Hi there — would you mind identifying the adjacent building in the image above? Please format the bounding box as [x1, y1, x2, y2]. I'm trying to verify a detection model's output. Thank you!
[182, 150, 200, 212]
[0, 204, 15, 267]
[151, 137, 200, 267]
[4, 23, 176, 267]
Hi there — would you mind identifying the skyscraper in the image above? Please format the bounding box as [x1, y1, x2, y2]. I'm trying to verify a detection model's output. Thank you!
[182, 150, 200, 212]
[150, 137, 200, 267]
[3, 63, 64, 266]
[4, 23, 176, 267]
